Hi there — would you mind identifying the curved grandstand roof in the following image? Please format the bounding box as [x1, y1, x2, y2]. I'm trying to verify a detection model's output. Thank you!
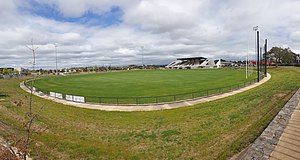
[177, 57, 207, 60]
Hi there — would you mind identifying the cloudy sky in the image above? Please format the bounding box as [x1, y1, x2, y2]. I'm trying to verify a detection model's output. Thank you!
[0, 0, 299, 69]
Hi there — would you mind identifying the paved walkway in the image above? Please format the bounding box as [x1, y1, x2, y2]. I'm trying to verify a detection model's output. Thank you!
[20, 73, 271, 112]
[236, 88, 300, 160]
[270, 101, 300, 160]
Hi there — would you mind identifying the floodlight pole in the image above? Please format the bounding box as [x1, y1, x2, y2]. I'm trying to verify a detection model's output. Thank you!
[256, 30, 260, 82]
[253, 26, 259, 82]
[253, 26, 258, 77]
[54, 44, 58, 75]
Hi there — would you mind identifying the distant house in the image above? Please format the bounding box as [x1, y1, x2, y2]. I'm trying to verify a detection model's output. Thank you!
[214, 59, 236, 68]
[14, 67, 23, 74]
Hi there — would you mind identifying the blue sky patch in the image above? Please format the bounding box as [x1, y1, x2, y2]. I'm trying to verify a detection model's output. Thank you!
[19, 0, 124, 27]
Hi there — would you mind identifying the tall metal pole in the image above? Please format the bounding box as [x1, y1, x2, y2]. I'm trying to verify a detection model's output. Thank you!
[141, 46, 144, 69]
[264, 39, 268, 77]
[260, 47, 263, 73]
[246, 38, 249, 79]
[54, 44, 58, 75]
[246, 53, 248, 79]
[257, 31, 260, 82]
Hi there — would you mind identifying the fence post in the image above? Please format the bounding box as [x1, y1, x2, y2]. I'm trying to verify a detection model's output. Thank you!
[207, 90, 208, 96]
[192, 93, 194, 99]
[156, 97, 158, 103]
[174, 95, 176, 101]
[117, 98, 119, 105]
[136, 98, 138, 104]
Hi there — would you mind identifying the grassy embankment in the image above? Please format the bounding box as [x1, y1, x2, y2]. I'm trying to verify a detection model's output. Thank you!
[0, 67, 299, 159]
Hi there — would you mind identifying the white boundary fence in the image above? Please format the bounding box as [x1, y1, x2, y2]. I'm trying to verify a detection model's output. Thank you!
[50, 92, 85, 103]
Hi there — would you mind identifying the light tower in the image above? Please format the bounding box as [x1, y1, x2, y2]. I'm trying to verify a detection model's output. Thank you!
[253, 26, 259, 82]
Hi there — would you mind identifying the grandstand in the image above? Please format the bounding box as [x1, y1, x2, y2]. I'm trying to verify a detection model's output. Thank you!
[166, 57, 221, 69]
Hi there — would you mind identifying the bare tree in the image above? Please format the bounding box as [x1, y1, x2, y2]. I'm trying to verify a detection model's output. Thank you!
[23, 40, 39, 160]
[0, 40, 43, 159]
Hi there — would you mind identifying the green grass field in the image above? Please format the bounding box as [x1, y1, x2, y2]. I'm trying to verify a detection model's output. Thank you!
[1, 67, 299, 159]
[33, 69, 257, 104]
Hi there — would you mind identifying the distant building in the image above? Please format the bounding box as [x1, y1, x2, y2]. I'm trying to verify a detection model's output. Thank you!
[296, 54, 300, 64]
[0, 67, 25, 75]
[0, 68, 15, 75]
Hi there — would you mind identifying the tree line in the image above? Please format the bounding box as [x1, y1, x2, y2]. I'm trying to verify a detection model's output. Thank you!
[268, 47, 300, 65]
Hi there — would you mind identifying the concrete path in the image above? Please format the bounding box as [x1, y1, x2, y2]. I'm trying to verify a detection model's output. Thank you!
[270, 101, 300, 160]
[20, 73, 271, 112]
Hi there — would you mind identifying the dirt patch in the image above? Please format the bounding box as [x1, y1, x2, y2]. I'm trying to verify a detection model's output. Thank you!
[273, 91, 292, 101]
[0, 137, 17, 159]
[273, 93, 286, 98]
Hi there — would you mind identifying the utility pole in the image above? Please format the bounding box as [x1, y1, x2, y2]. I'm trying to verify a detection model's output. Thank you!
[141, 46, 145, 69]
[54, 43, 58, 75]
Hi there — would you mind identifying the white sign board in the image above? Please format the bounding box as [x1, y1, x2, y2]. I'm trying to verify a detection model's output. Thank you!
[55, 93, 63, 99]
[50, 92, 56, 97]
[73, 96, 85, 103]
[66, 95, 73, 101]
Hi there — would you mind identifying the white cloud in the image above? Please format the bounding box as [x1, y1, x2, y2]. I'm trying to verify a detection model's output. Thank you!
[123, 0, 199, 33]
[0, 0, 300, 69]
